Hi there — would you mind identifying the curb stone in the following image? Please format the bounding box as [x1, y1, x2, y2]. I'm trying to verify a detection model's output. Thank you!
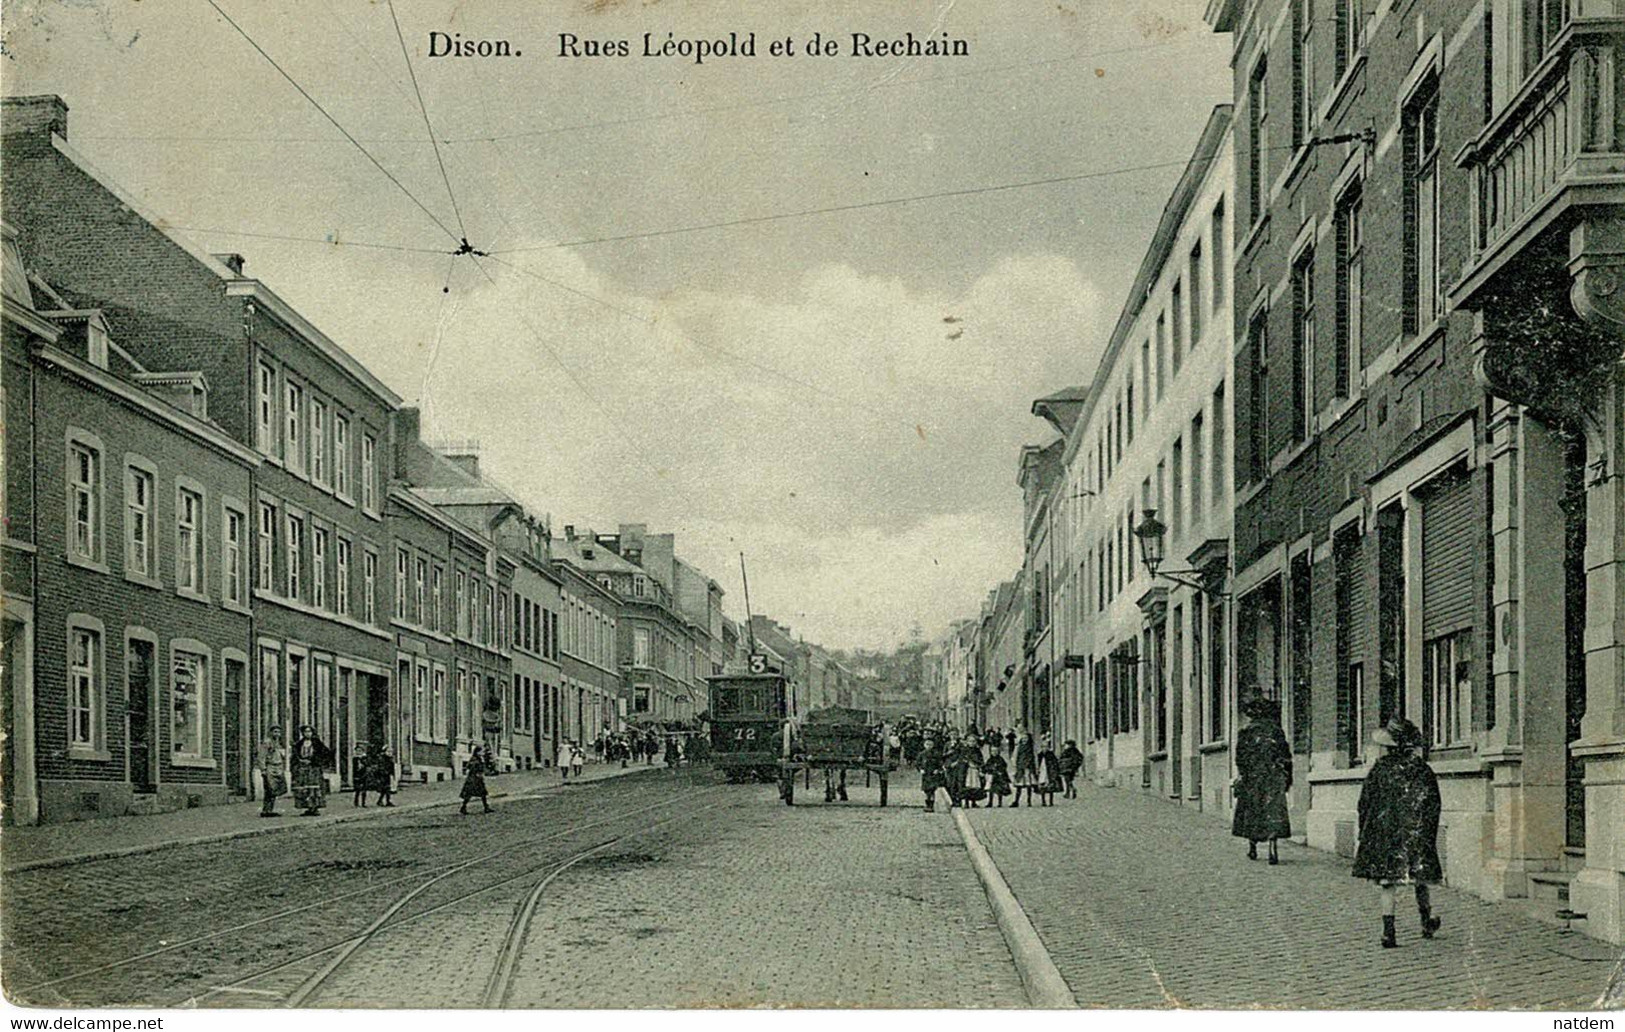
[952, 805, 1077, 1009]
[1, 765, 654, 875]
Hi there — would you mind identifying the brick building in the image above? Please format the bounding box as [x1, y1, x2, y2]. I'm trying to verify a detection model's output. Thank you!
[550, 531, 623, 748]
[3, 222, 258, 823]
[1208, 0, 1625, 941]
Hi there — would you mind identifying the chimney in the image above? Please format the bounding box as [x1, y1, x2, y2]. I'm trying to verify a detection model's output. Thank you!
[564, 525, 576, 541]
[444, 452, 480, 478]
[395, 407, 422, 447]
[2, 96, 69, 139]
[212, 253, 246, 276]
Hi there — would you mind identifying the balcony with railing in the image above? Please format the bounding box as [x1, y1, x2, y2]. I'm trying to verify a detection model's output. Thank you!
[1454, 15, 1624, 306]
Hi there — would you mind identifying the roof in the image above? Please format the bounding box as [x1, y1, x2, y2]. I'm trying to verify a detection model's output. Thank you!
[553, 535, 644, 575]
[412, 485, 518, 507]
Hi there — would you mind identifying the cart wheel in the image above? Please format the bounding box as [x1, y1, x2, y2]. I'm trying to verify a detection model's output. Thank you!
[782, 776, 795, 806]
[880, 775, 888, 808]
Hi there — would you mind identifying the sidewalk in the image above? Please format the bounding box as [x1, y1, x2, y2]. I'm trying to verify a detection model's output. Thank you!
[1, 759, 657, 873]
[962, 783, 1624, 1010]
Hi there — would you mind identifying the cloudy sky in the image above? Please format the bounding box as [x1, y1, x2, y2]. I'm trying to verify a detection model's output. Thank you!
[3, 0, 1231, 650]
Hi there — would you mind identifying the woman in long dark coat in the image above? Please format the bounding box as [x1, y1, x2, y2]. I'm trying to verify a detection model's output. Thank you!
[918, 733, 945, 812]
[1353, 716, 1443, 948]
[290, 725, 332, 817]
[460, 745, 492, 814]
[1231, 697, 1292, 863]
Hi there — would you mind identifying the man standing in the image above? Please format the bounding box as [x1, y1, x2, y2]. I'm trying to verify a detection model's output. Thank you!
[257, 725, 287, 817]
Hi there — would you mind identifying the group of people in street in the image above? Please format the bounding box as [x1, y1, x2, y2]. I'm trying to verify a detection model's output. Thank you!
[257, 725, 401, 818]
[905, 721, 1083, 813]
[1230, 695, 1445, 949]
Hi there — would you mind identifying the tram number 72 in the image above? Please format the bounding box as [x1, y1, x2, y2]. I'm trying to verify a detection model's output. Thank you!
[731, 727, 758, 742]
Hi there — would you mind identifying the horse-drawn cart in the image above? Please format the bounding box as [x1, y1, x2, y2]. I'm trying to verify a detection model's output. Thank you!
[779, 706, 896, 806]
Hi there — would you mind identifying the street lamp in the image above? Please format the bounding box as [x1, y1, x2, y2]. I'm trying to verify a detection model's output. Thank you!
[1133, 507, 1228, 598]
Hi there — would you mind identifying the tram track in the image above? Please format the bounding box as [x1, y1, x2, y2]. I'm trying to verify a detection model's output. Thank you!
[8, 778, 717, 1007]
[188, 789, 725, 1008]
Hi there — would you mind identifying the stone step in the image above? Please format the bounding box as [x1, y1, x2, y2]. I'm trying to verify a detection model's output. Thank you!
[125, 794, 162, 817]
[1528, 869, 1575, 902]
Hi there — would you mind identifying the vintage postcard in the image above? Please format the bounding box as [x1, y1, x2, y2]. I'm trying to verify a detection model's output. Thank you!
[0, 0, 1622, 1020]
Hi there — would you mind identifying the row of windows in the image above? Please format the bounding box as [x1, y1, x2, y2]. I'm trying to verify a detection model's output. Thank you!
[255, 359, 379, 512]
[66, 432, 250, 610]
[257, 495, 379, 624]
[1086, 195, 1228, 503]
[513, 593, 560, 661]
[66, 616, 240, 764]
[563, 593, 616, 670]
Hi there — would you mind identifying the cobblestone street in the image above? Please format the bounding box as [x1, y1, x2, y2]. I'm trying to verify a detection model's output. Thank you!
[965, 783, 1625, 1010]
[1, 769, 1026, 1009]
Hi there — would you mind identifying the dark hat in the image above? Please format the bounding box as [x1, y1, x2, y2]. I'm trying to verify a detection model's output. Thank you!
[1242, 695, 1277, 719]
[1373, 716, 1422, 750]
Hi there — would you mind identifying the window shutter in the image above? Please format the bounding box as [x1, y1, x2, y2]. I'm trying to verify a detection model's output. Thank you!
[1422, 470, 1477, 640]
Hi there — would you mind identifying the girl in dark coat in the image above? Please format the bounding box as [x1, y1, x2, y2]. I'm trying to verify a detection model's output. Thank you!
[983, 747, 1011, 807]
[1035, 735, 1063, 806]
[1353, 716, 1443, 948]
[460, 745, 492, 814]
[918, 734, 945, 812]
[1011, 731, 1039, 808]
[1231, 696, 1293, 863]
[371, 744, 396, 806]
[1058, 740, 1084, 799]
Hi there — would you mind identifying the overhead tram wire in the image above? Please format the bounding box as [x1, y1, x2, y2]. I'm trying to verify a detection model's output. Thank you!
[201, 0, 462, 246]
[387, 0, 472, 246]
[164, 225, 450, 256]
[466, 254, 710, 515]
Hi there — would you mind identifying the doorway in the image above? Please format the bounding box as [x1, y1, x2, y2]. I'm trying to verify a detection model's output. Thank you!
[224, 658, 246, 794]
[128, 638, 156, 794]
[1562, 433, 1588, 849]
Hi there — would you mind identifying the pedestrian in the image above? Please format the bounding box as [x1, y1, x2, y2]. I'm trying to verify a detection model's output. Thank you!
[1353, 716, 1443, 948]
[918, 732, 946, 813]
[257, 725, 287, 818]
[1232, 696, 1293, 864]
[1012, 729, 1038, 807]
[290, 724, 331, 817]
[960, 737, 985, 807]
[1036, 733, 1062, 806]
[1005, 729, 1017, 757]
[1059, 739, 1084, 800]
[571, 742, 586, 778]
[943, 732, 966, 808]
[983, 745, 1011, 807]
[593, 734, 604, 762]
[557, 739, 572, 780]
[664, 734, 680, 768]
[372, 742, 397, 806]
[460, 745, 492, 814]
[352, 742, 370, 808]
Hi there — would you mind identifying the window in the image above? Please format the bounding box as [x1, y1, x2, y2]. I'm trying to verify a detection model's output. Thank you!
[333, 414, 351, 498]
[286, 514, 304, 600]
[176, 486, 203, 594]
[1335, 0, 1364, 81]
[1171, 280, 1184, 372]
[1292, 248, 1315, 444]
[485, 585, 495, 647]
[1292, 0, 1313, 150]
[414, 662, 430, 742]
[1521, 0, 1569, 82]
[1426, 630, 1472, 749]
[1246, 311, 1269, 477]
[256, 362, 277, 455]
[312, 528, 329, 610]
[415, 557, 427, 625]
[126, 465, 153, 577]
[1211, 382, 1227, 508]
[1248, 56, 1269, 224]
[1171, 436, 1184, 539]
[1189, 243, 1204, 342]
[364, 549, 378, 624]
[432, 566, 444, 633]
[224, 507, 246, 605]
[361, 433, 377, 512]
[1335, 185, 1363, 398]
[285, 381, 304, 474]
[257, 501, 276, 590]
[171, 648, 208, 760]
[1126, 382, 1135, 445]
[69, 623, 101, 748]
[1190, 413, 1205, 527]
[1155, 313, 1167, 399]
[1405, 78, 1441, 333]
[457, 571, 469, 637]
[69, 439, 101, 562]
[433, 666, 447, 741]
[1211, 199, 1226, 308]
[336, 536, 352, 616]
[310, 398, 328, 486]
[396, 549, 408, 619]
[1140, 341, 1152, 420]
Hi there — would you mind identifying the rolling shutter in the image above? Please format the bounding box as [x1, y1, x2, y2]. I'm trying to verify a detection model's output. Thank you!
[1422, 470, 1476, 640]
